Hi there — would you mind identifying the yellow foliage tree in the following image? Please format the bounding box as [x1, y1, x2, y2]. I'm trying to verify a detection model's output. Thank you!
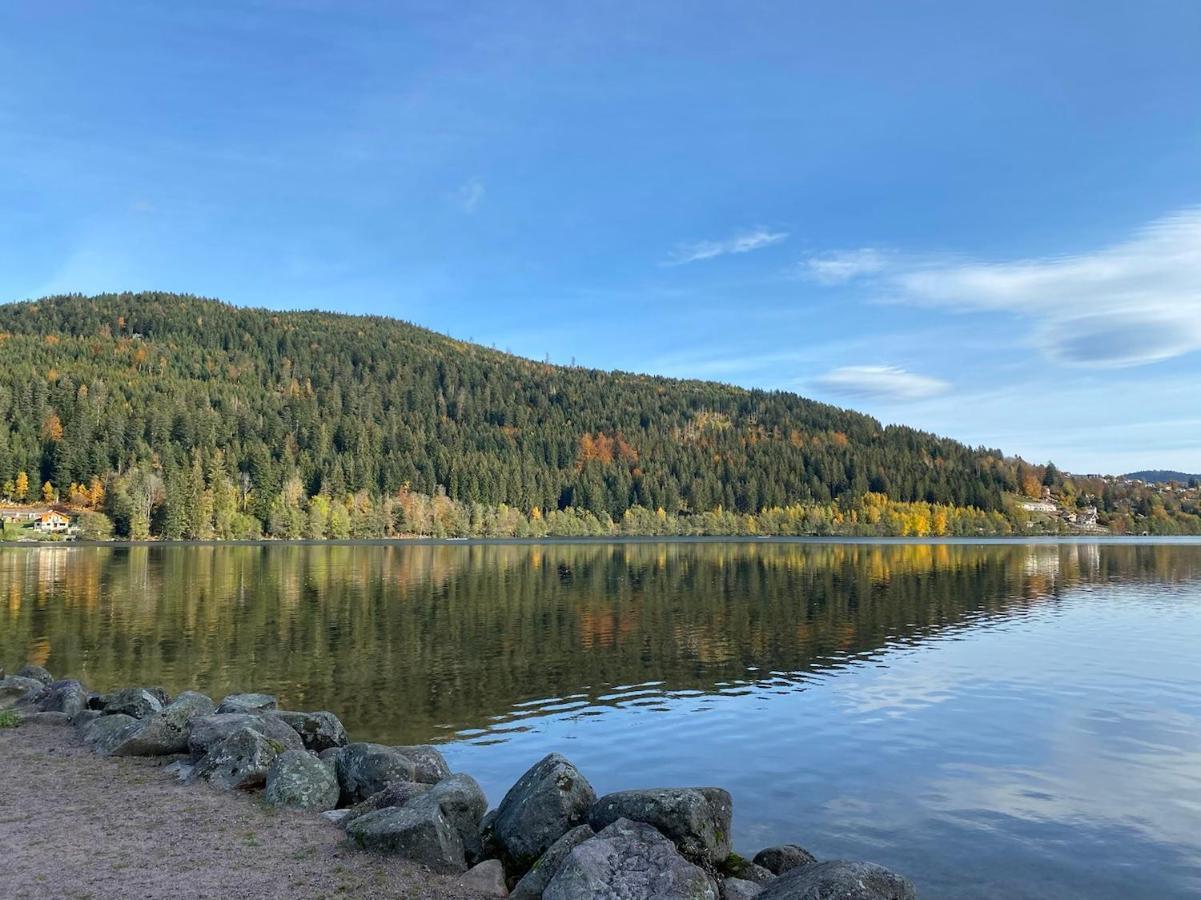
[14, 471, 29, 501]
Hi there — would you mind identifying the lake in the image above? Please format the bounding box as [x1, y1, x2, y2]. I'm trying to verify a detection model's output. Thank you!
[3, 539, 1200, 898]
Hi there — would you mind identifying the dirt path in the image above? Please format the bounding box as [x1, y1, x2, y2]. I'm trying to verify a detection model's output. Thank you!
[0, 721, 481, 899]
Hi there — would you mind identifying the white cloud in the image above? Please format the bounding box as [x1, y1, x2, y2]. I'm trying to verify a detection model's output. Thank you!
[807, 208, 1201, 368]
[665, 228, 788, 265]
[813, 365, 950, 401]
[802, 247, 887, 284]
[453, 177, 485, 213]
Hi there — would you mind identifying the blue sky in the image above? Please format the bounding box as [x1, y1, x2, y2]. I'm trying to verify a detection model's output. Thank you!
[2, 1, 1199, 474]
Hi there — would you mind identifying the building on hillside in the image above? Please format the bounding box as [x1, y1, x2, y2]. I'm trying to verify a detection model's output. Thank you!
[1077, 506, 1099, 527]
[1018, 500, 1058, 514]
[33, 511, 71, 533]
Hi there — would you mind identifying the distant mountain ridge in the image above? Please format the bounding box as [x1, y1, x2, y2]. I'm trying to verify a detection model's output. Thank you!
[1125, 470, 1201, 484]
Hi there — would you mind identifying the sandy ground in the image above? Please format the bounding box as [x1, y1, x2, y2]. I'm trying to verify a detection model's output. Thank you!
[0, 720, 483, 900]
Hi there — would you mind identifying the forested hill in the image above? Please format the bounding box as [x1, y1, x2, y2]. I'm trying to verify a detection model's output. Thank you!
[0, 292, 1026, 534]
[1125, 471, 1200, 485]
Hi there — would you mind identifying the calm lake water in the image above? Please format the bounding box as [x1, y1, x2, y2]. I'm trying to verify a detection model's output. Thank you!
[3, 539, 1200, 898]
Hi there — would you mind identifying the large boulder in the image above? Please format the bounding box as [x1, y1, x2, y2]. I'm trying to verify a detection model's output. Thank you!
[722, 855, 777, 886]
[336, 743, 417, 805]
[188, 713, 303, 762]
[588, 787, 733, 868]
[92, 687, 170, 719]
[16, 664, 53, 685]
[411, 773, 488, 863]
[342, 782, 433, 828]
[346, 803, 467, 873]
[37, 680, 89, 718]
[263, 749, 340, 810]
[753, 845, 817, 876]
[188, 726, 285, 790]
[543, 817, 718, 900]
[756, 861, 916, 900]
[107, 691, 216, 756]
[216, 692, 277, 714]
[492, 753, 597, 874]
[510, 824, 595, 900]
[393, 744, 452, 784]
[0, 676, 46, 710]
[82, 713, 141, 754]
[268, 710, 349, 753]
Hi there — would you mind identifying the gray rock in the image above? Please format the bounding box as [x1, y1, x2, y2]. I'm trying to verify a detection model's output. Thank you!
[588, 787, 733, 868]
[459, 859, 509, 897]
[543, 817, 718, 900]
[187, 713, 303, 762]
[342, 781, 432, 827]
[319, 746, 344, 765]
[756, 861, 916, 900]
[753, 845, 817, 876]
[107, 691, 216, 756]
[493, 752, 597, 874]
[321, 809, 351, 825]
[16, 664, 53, 685]
[93, 687, 170, 719]
[0, 676, 47, 709]
[216, 692, 278, 714]
[412, 773, 488, 863]
[15, 710, 71, 726]
[393, 744, 452, 784]
[723, 878, 765, 900]
[336, 742, 418, 805]
[35, 680, 89, 718]
[510, 824, 595, 900]
[82, 713, 140, 754]
[264, 749, 340, 810]
[268, 710, 349, 753]
[188, 726, 284, 790]
[163, 760, 195, 781]
[72, 709, 103, 730]
[347, 802, 467, 873]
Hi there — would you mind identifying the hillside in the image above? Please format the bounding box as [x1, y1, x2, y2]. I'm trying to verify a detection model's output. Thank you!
[4, 290, 1174, 539]
[1125, 471, 1201, 485]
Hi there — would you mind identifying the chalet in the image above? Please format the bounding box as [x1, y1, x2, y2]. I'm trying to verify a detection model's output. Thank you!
[33, 511, 70, 533]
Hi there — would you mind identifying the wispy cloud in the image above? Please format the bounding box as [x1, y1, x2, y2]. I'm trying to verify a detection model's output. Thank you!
[803, 208, 1201, 368]
[453, 177, 485, 213]
[802, 247, 887, 284]
[665, 227, 788, 266]
[813, 365, 950, 401]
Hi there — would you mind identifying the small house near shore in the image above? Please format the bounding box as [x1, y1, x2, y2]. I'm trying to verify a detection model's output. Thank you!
[33, 511, 71, 533]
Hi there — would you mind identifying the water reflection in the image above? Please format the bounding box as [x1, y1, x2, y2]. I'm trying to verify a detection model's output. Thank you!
[3, 540, 1201, 898]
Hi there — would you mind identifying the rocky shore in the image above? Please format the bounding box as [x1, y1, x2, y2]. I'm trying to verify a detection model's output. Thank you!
[1, 665, 917, 900]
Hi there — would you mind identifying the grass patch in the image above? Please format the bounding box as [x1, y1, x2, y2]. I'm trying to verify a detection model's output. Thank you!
[0, 709, 21, 728]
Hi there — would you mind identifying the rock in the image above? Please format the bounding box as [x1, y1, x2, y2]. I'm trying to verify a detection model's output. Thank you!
[263, 749, 340, 810]
[93, 687, 170, 719]
[493, 752, 597, 874]
[510, 824, 595, 900]
[723, 878, 765, 900]
[543, 817, 718, 900]
[82, 713, 141, 754]
[588, 787, 733, 868]
[478, 807, 502, 861]
[15, 710, 71, 726]
[756, 861, 916, 900]
[163, 760, 195, 781]
[412, 773, 488, 863]
[187, 713, 303, 762]
[722, 855, 776, 886]
[459, 859, 509, 897]
[268, 710, 349, 753]
[72, 708, 103, 729]
[393, 744, 452, 784]
[107, 691, 216, 756]
[753, 845, 817, 876]
[321, 809, 351, 825]
[347, 803, 467, 873]
[0, 676, 47, 709]
[319, 746, 344, 765]
[189, 726, 285, 790]
[343, 781, 433, 827]
[16, 664, 53, 685]
[216, 692, 278, 714]
[336, 742, 418, 805]
[37, 680, 89, 718]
